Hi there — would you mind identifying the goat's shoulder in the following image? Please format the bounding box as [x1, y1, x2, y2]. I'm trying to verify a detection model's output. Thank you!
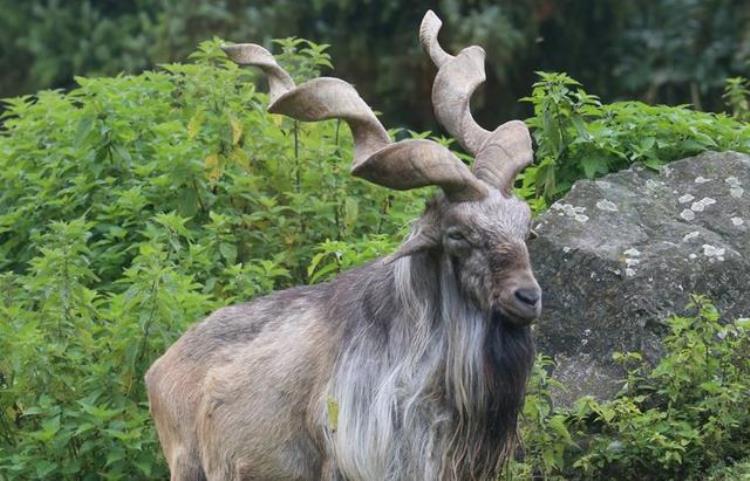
[324, 258, 401, 340]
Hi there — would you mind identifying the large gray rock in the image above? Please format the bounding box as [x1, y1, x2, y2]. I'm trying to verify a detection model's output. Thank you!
[529, 151, 750, 405]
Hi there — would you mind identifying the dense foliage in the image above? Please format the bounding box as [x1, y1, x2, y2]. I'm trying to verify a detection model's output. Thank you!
[520, 72, 750, 207]
[2, 0, 749, 129]
[1, 40, 749, 480]
[0, 39, 425, 480]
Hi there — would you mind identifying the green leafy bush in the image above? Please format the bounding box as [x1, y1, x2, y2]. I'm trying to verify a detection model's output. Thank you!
[723, 76, 750, 122]
[706, 459, 750, 481]
[510, 296, 750, 481]
[0, 38, 427, 480]
[520, 72, 750, 208]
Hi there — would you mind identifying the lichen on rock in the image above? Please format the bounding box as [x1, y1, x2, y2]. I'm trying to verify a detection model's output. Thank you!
[530, 151, 750, 405]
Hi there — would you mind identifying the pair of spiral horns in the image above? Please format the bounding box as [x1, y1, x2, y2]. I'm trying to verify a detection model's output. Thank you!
[222, 10, 533, 202]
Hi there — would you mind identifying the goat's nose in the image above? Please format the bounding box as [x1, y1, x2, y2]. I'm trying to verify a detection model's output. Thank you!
[514, 287, 541, 307]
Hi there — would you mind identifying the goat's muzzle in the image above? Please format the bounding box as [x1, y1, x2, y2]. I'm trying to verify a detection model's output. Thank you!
[493, 283, 541, 327]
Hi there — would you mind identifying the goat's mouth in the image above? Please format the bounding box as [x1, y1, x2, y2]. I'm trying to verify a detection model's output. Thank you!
[491, 306, 535, 328]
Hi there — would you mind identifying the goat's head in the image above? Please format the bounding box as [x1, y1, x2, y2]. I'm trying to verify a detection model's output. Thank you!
[222, 10, 540, 326]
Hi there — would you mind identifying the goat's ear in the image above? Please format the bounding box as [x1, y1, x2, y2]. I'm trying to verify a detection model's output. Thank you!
[385, 216, 441, 263]
[386, 231, 439, 263]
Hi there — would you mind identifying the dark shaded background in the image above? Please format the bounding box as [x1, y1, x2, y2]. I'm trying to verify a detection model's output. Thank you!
[1, 0, 749, 132]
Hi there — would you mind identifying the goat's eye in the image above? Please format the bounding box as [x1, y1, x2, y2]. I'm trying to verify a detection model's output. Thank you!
[446, 230, 467, 242]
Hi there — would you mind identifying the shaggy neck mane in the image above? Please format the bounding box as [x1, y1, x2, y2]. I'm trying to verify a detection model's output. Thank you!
[326, 248, 534, 481]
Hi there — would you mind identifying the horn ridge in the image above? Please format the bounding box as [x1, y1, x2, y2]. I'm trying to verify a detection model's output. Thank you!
[267, 77, 391, 168]
[221, 43, 295, 105]
[473, 120, 533, 195]
[420, 14, 490, 156]
[431, 46, 491, 154]
[352, 139, 487, 201]
[419, 10, 453, 68]
[419, 11, 534, 193]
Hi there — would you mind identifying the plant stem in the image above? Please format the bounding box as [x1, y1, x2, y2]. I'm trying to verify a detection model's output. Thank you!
[294, 120, 301, 193]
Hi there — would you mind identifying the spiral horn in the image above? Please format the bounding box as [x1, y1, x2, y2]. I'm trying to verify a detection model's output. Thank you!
[223, 42, 487, 202]
[420, 10, 533, 194]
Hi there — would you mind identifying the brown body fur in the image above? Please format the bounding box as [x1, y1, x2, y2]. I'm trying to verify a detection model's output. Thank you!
[146, 286, 340, 481]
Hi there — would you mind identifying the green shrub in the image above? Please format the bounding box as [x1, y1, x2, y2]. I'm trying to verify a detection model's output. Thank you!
[0, 38, 427, 480]
[723, 76, 750, 122]
[706, 458, 750, 481]
[520, 72, 750, 208]
[511, 296, 750, 481]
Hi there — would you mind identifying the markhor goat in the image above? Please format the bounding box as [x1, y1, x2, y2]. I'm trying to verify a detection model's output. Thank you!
[146, 10, 541, 481]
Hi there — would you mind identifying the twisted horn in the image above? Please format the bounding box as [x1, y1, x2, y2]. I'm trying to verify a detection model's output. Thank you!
[221, 43, 294, 105]
[222, 43, 487, 202]
[419, 10, 534, 194]
[420, 10, 490, 154]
